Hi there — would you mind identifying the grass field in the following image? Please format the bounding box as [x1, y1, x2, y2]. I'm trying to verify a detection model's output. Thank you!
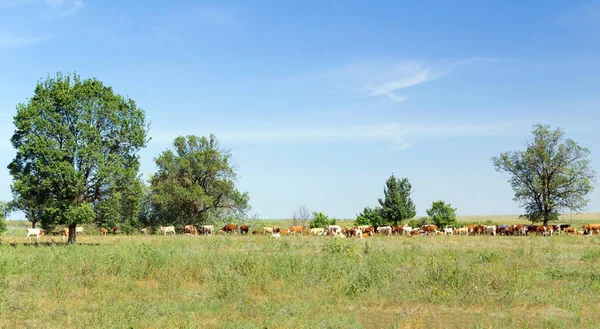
[2, 231, 600, 328]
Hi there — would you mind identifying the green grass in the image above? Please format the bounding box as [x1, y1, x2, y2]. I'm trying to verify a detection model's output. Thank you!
[1, 233, 600, 328]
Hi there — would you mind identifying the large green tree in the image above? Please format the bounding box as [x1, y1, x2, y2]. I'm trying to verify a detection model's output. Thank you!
[150, 135, 250, 226]
[426, 200, 457, 228]
[378, 175, 417, 226]
[492, 124, 596, 226]
[8, 73, 148, 243]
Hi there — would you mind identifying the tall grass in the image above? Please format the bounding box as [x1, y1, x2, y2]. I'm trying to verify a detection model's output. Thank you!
[1, 234, 600, 328]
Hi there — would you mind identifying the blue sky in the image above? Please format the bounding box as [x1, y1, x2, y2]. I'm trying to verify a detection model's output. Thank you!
[1, 0, 599, 219]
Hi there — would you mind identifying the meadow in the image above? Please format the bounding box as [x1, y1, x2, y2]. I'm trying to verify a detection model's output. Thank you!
[2, 222, 600, 328]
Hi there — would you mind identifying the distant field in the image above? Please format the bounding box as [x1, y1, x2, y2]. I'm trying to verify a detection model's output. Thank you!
[1, 234, 600, 328]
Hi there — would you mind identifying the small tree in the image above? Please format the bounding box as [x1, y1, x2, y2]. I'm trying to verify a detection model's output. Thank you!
[355, 206, 385, 226]
[378, 175, 417, 226]
[292, 205, 312, 227]
[0, 201, 9, 235]
[492, 124, 596, 225]
[426, 201, 457, 228]
[310, 212, 336, 228]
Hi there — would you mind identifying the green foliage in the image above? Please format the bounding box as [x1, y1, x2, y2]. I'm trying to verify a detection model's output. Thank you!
[355, 206, 384, 226]
[426, 200, 457, 228]
[310, 212, 336, 228]
[378, 175, 417, 226]
[8, 73, 148, 242]
[150, 135, 250, 227]
[407, 217, 429, 228]
[492, 124, 596, 225]
[0, 201, 7, 235]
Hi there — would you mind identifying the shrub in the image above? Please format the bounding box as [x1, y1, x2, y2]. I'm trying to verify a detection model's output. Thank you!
[310, 212, 336, 228]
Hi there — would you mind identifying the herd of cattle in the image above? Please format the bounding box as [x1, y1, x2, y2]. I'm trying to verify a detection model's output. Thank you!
[22, 223, 600, 241]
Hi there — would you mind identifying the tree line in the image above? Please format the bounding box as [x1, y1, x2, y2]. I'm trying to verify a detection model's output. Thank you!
[1, 73, 596, 242]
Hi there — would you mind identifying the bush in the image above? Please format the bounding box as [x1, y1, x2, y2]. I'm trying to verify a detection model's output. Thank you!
[355, 206, 385, 227]
[426, 201, 457, 228]
[310, 212, 336, 228]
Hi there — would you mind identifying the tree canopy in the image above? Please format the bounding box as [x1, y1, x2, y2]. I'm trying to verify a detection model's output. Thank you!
[355, 206, 385, 227]
[426, 200, 457, 228]
[310, 212, 336, 228]
[8, 73, 148, 242]
[492, 124, 596, 225]
[150, 135, 250, 227]
[378, 175, 417, 226]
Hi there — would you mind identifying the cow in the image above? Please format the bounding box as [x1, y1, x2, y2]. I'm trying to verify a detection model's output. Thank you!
[100, 227, 109, 236]
[443, 227, 454, 235]
[200, 225, 215, 235]
[362, 226, 375, 236]
[25, 228, 45, 241]
[280, 229, 289, 235]
[271, 233, 281, 239]
[348, 228, 363, 238]
[325, 225, 342, 236]
[496, 225, 508, 236]
[289, 226, 303, 236]
[377, 226, 392, 236]
[263, 227, 275, 234]
[455, 226, 468, 235]
[160, 226, 176, 235]
[303, 228, 310, 235]
[485, 225, 497, 236]
[112, 227, 121, 235]
[400, 225, 413, 236]
[140, 228, 148, 235]
[420, 225, 438, 236]
[563, 227, 577, 235]
[310, 228, 324, 235]
[582, 224, 600, 235]
[220, 224, 238, 234]
[181, 225, 197, 235]
[240, 225, 250, 235]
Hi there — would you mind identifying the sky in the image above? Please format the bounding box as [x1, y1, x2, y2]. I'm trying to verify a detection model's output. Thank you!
[1, 0, 599, 219]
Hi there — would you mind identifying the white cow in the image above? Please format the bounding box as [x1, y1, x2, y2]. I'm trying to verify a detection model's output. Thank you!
[485, 225, 497, 236]
[377, 226, 392, 236]
[201, 225, 214, 235]
[310, 228, 324, 235]
[325, 225, 342, 236]
[160, 226, 176, 235]
[26, 228, 45, 241]
[443, 227, 454, 235]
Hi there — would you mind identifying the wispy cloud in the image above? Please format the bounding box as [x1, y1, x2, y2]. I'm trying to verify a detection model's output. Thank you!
[195, 8, 237, 27]
[0, 33, 48, 48]
[152, 121, 526, 152]
[43, 0, 83, 18]
[313, 58, 500, 103]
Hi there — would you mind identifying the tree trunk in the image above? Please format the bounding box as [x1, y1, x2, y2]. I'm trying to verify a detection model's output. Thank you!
[543, 213, 549, 227]
[68, 224, 77, 244]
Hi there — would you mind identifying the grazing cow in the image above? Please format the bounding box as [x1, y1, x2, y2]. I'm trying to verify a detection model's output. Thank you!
[443, 227, 454, 235]
[160, 226, 176, 235]
[455, 227, 468, 235]
[357, 225, 370, 232]
[112, 227, 121, 235]
[303, 228, 310, 235]
[563, 227, 577, 235]
[485, 225, 497, 236]
[496, 225, 508, 236]
[280, 229, 289, 235]
[25, 228, 45, 241]
[508, 224, 527, 236]
[582, 224, 600, 235]
[220, 224, 238, 234]
[362, 226, 375, 236]
[200, 225, 215, 235]
[348, 228, 363, 238]
[420, 225, 438, 236]
[289, 226, 303, 236]
[181, 225, 197, 235]
[100, 227, 109, 236]
[140, 228, 148, 235]
[240, 225, 250, 235]
[325, 225, 342, 236]
[400, 225, 413, 236]
[310, 228, 324, 235]
[271, 233, 281, 239]
[263, 227, 274, 234]
[377, 226, 392, 236]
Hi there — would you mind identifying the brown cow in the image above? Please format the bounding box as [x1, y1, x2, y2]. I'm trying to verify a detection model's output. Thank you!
[112, 227, 121, 235]
[420, 225, 437, 236]
[100, 227, 109, 236]
[280, 229, 289, 235]
[240, 225, 250, 235]
[220, 224, 238, 233]
[289, 226, 303, 236]
[582, 224, 600, 235]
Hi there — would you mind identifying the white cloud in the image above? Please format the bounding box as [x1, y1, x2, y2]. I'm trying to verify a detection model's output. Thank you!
[367, 65, 439, 96]
[151, 121, 526, 151]
[0, 31, 48, 48]
[196, 9, 237, 27]
[43, 0, 83, 18]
